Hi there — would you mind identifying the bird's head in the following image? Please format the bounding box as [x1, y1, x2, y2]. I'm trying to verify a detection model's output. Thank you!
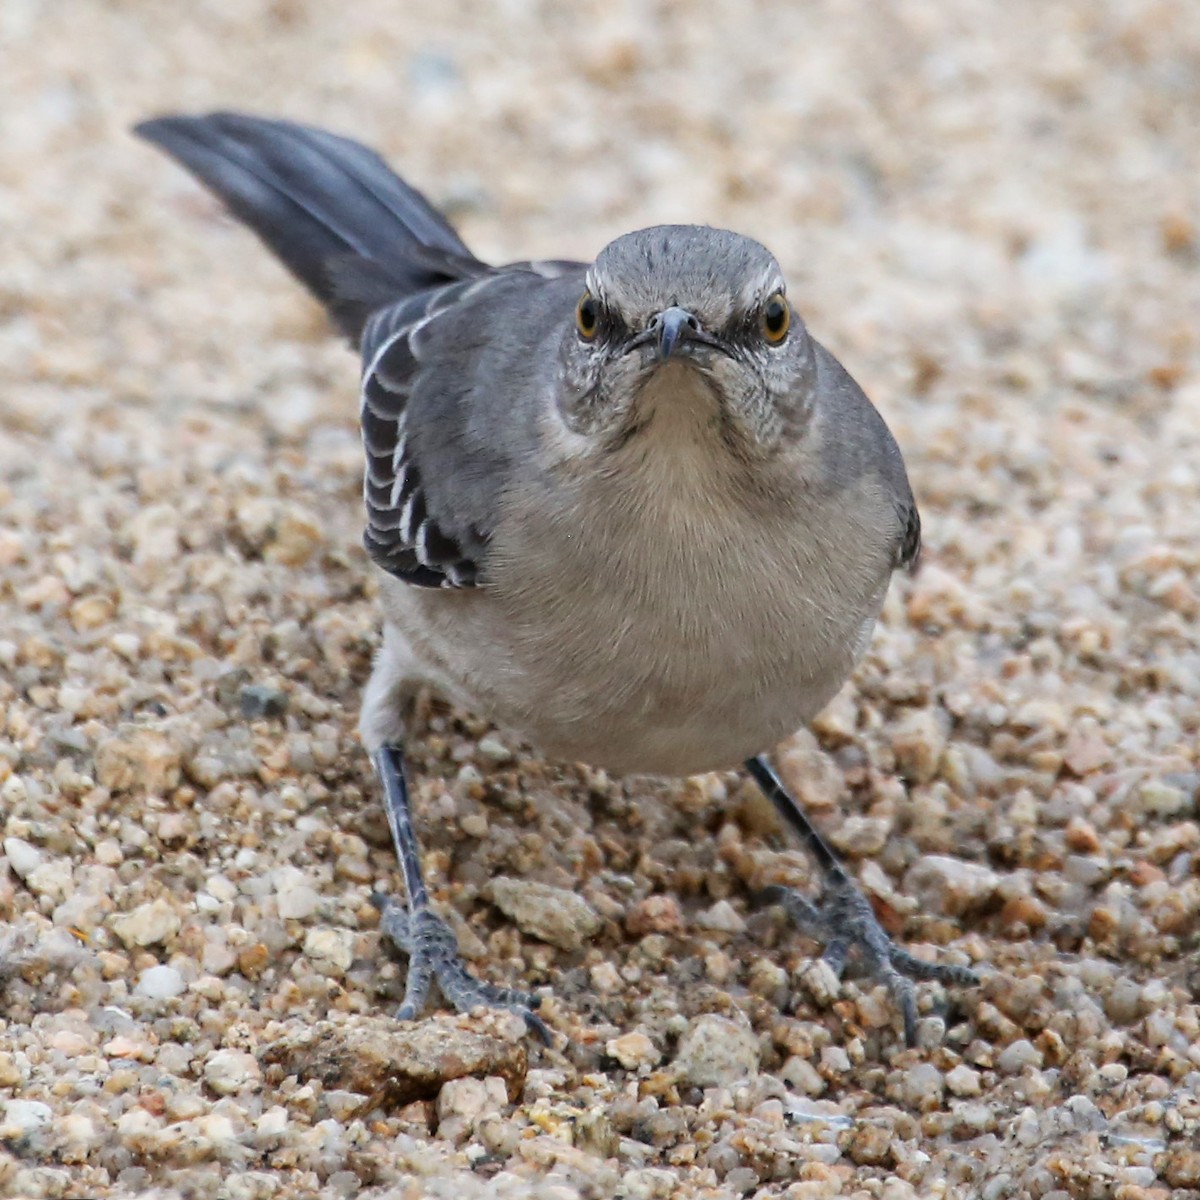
[558, 225, 817, 454]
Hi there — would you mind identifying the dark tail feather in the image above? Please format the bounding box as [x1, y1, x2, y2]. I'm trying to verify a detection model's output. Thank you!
[134, 112, 487, 342]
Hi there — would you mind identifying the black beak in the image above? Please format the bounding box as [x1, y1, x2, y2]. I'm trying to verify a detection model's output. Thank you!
[652, 306, 699, 360]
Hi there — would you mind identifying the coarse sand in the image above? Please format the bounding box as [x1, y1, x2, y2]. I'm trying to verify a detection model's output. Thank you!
[1, 2, 1199, 1197]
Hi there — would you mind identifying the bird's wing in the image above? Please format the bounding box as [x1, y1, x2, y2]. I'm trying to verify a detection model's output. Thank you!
[359, 263, 586, 589]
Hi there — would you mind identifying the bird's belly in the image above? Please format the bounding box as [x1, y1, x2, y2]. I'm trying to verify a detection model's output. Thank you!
[399, 531, 883, 776]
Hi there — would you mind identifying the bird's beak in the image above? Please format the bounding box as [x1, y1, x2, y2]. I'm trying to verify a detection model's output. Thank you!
[653, 306, 698, 361]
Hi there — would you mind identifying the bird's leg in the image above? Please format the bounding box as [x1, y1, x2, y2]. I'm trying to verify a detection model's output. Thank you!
[369, 745, 551, 1043]
[745, 753, 978, 1047]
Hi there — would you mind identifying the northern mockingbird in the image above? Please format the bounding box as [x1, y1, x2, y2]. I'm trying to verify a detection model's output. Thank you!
[136, 112, 977, 1047]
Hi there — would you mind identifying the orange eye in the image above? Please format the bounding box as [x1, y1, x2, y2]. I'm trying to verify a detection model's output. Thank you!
[761, 293, 790, 343]
[576, 292, 599, 340]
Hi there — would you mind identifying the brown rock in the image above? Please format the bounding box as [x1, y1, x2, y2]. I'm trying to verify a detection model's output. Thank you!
[625, 894, 684, 936]
[261, 1014, 527, 1107]
[94, 725, 184, 794]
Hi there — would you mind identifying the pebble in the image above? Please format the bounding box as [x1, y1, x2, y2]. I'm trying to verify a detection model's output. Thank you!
[303, 927, 355, 977]
[203, 1049, 262, 1095]
[672, 1015, 760, 1087]
[488, 877, 601, 950]
[262, 1014, 528, 1106]
[996, 1039, 1044, 1074]
[277, 882, 321, 920]
[695, 899, 746, 933]
[945, 1063, 983, 1097]
[3, 837, 43, 880]
[93, 725, 184, 794]
[110, 898, 182, 948]
[904, 855, 1000, 917]
[476, 735, 514, 764]
[901, 1062, 945, 1110]
[135, 964, 186, 999]
[606, 1030, 662, 1071]
[0, 1099, 52, 1142]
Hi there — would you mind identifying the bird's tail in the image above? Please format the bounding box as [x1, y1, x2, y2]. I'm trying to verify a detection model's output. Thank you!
[135, 112, 487, 343]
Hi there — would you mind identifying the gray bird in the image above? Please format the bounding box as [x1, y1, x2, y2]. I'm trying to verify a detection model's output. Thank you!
[136, 113, 977, 1048]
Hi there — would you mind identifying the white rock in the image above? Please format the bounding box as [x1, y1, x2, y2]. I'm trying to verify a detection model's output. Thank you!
[25, 858, 73, 902]
[277, 884, 321, 921]
[256, 1106, 289, 1141]
[606, 1030, 662, 1071]
[673, 1014, 759, 1087]
[997, 1038, 1043, 1074]
[111, 898, 181, 948]
[945, 1063, 982, 1097]
[904, 855, 1000, 918]
[3, 837, 43, 880]
[437, 1076, 491, 1123]
[203, 1048, 262, 1095]
[1, 1099, 52, 1140]
[477, 735, 514, 764]
[136, 964, 186, 1000]
[696, 899, 746, 934]
[304, 927, 355, 976]
[901, 1062, 945, 1108]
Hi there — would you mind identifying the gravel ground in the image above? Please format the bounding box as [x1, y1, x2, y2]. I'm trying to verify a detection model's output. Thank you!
[3, 2, 1200, 1197]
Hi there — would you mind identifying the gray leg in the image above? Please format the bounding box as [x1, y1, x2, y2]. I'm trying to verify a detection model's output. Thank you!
[745, 754, 978, 1047]
[370, 745, 551, 1043]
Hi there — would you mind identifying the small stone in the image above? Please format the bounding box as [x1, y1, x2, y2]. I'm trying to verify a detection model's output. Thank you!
[0, 1100, 53, 1142]
[49, 1029, 93, 1056]
[239, 684, 289, 720]
[891, 709, 947, 784]
[303, 927, 355, 977]
[277, 884, 322, 921]
[695, 899, 745, 933]
[256, 1107, 289, 1141]
[829, 815, 891, 857]
[264, 503, 324, 565]
[136, 964, 186, 999]
[1135, 778, 1188, 817]
[1163, 1146, 1200, 1189]
[847, 1121, 893, 1166]
[203, 1048, 262, 1095]
[625, 894, 684, 936]
[901, 1062, 945, 1110]
[476, 735, 514, 764]
[996, 1039, 1043, 1074]
[111, 898, 182, 948]
[69, 593, 115, 632]
[262, 1013, 527, 1105]
[3, 837, 43, 881]
[672, 1014, 759, 1087]
[606, 1030, 662, 1071]
[237, 942, 270, 978]
[94, 726, 183, 794]
[0, 1054, 22, 1087]
[904, 855, 1000, 918]
[945, 1063, 982, 1097]
[777, 729, 844, 810]
[488, 877, 601, 951]
[24, 857, 72, 902]
[1104, 975, 1143, 1024]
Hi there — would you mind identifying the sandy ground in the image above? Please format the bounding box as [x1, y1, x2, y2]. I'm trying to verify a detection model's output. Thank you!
[2, 1, 1200, 1197]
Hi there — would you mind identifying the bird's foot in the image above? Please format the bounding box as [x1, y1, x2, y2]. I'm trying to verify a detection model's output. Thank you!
[762, 876, 979, 1047]
[371, 892, 551, 1044]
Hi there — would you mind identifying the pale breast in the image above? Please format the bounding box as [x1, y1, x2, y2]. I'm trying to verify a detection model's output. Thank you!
[456, 423, 897, 775]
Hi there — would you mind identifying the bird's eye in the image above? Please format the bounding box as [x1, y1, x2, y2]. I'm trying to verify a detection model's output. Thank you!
[576, 292, 600, 340]
[761, 293, 790, 344]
